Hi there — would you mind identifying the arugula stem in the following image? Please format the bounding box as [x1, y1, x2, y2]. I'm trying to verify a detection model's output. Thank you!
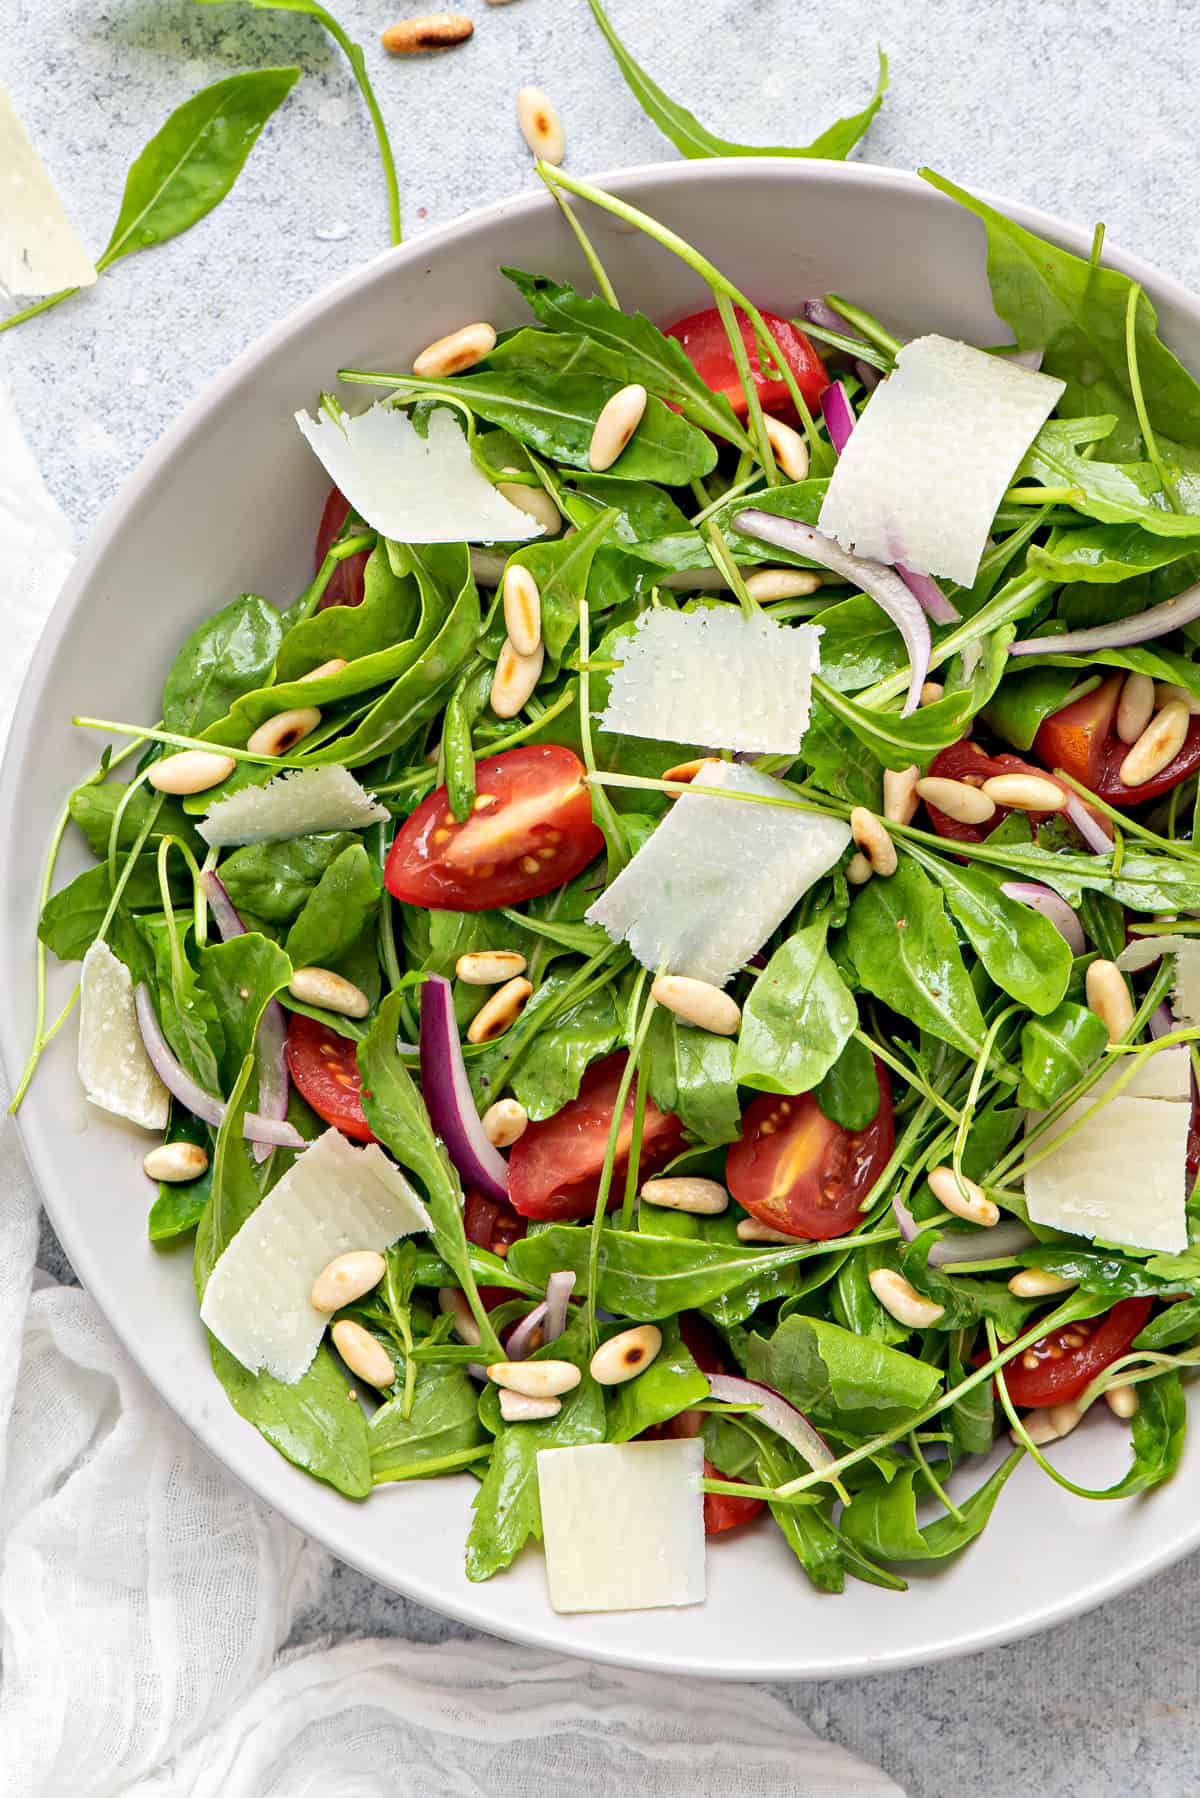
[1125, 283, 1183, 512]
[859, 571, 1054, 710]
[584, 969, 652, 1346]
[0, 287, 78, 337]
[371, 1444, 492, 1485]
[537, 168, 620, 307]
[908, 1430, 966, 1523]
[702, 521, 758, 616]
[577, 600, 628, 872]
[822, 294, 901, 358]
[713, 290, 778, 484]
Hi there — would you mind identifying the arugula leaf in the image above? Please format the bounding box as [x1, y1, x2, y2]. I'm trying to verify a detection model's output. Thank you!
[69, 780, 203, 860]
[1019, 418, 1200, 536]
[369, 1363, 485, 1483]
[510, 985, 620, 1120]
[147, 1107, 214, 1242]
[1003, 640, 1200, 703]
[284, 843, 381, 969]
[845, 857, 989, 1060]
[39, 857, 186, 963]
[1021, 1245, 1195, 1301]
[744, 1314, 943, 1434]
[219, 831, 359, 923]
[841, 1447, 1024, 1563]
[605, 1316, 708, 1441]
[815, 1033, 881, 1130]
[904, 844, 1071, 1016]
[1029, 522, 1200, 584]
[275, 546, 416, 680]
[503, 506, 620, 660]
[211, 1337, 371, 1497]
[1135, 1300, 1200, 1351]
[163, 593, 284, 737]
[1018, 1001, 1108, 1108]
[139, 916, 226, 1095]
[735, 918, 857, 1094]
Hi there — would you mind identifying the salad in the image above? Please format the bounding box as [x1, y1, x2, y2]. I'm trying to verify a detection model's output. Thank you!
[21, 164, 1200, 1612]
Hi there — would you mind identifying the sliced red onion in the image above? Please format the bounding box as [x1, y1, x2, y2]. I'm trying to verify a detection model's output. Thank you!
[201, 871, 245, 941]
[1000, 881, 1086, 955]
[895, 1191, 1034, 1265]
[419, 974, 509, 1204]
[803, 297, 855, 335]
[1010, 580, 1200, 655]
[706, 1374, 834, 1475]
[504, 1300, 549, 1361]
[893, 1193, 919, 1243]
[544, 1270, 575, 1343]
[898, 566, 959, 626]
[819, 380, 857, 456]
[735, 510, 931, 715]
[854, 358, 882, 393]
[1064, 793, 1113, 855]
[134, 984, 305, 1148]
[203, 871, 290, 1164]
[1151, 1001, 1176, 1039]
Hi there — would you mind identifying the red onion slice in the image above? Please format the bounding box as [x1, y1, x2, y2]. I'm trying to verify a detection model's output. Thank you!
[1010, 579, 1200, 655]
[504, 1300, 549, 1361]
[1000, 881, 1086, 954]
[134, 984, 305, 1148]
[419, 974, 509, 1204]
[201, 871, 246, 941]
[706, 1373, 835, 1475]
[203, 871, 291, 1164]
[735, 510, 932, 716]
[1150, 1001, 1176, 1039]
[1064, 794, 1113, 856]
[803, 297, 855, 336]
[893, 1194, 919, 1242]
[819, 379, 857, 456]
[544, 1270, 575, 1343]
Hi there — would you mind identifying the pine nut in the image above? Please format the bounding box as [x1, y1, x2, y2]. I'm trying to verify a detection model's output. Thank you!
[743, 567, 822, 602]
[382, 13, 473, 53]
[1105, 1384, 1139, 1420]
[247, 707, 321, 757]
[850, 806, 897, 877]
[412, 321, 496, 379]
[439, 1286, 481, 1346]
[483, 1097, 528, 1147]
[298, 658, 348, 683]
[927, 1165, 999, 1227]
[736, 1216, 798, 1243]
[1116, 673, 1156, 744]
[489, 1358, 581, 1398]
[640, 1176, 728, 1215]
[148, 749, 236, 796]
[651, 973, 740, 1036]
[516, 85, 565, 164]
[288, 966, 371, 1019]
[490, 638, 544, 718]
[916, 776, 997, 826]
[868, 1268, 945, 1328]
[1086, 959, 1134, 1042]
[502, 563, 542, 656]
[1008, 1268, 1078, 1298]
[919, 681, 944, 706]
[883, 765, 919, 827]
[467, 975, 533, 1043]
[845, 851, 874, 885]
[1119, 699, 1189, 787]
[763, 414, 810, 481]
[588, 383, 647, 471]
[1016, 1400, 1083, 1447]
[143, 1141, 209, 1183]
[499, 1389, 561, 1422]
[980, 772, 1067, 813]
[311, 1249, 387, 1314]
[589, 1324, 662, 1386]
[662, 756, 721, 785]
[1155, 681, 1200, 716]
[330, 1319, 394, 1390]
[456, 950, 528, 985]
[497, 471, 561, 534]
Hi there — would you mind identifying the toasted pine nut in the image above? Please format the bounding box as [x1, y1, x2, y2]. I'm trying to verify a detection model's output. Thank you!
[490, 638, 544, 718]
[1016, 1400, 1083, 1447]
[927, 1165, 999, 1227]
[412, 321, 495, 379]
[850, 806, 897, 877]
[148, 749, 236, 796]
[980, 772, 1067, 813]
[919, 681, 944, 707]
[590, 1324, 662, 1386]
[1105, 1384, 1139, 1420]
[1086, 959, 1134, 1042]
[467, 975, 533, 1043]
[330, 1319, 394, 1390]
[916, 776, 997, 826]
[143, 1141, 209, 1183]
[483, 1097, 528, 1147]
[499, 1389, 561, 1421]
[489, 1358, 581, 1398]
[588, 383, 647, 471]
[743, 567, 822, 602]
[456, 950, 528, 986]
[662, 755, 721, 785]
[1119, 699, 1190, 787]
[502, 563, 542, 656]
[516, 85, 565, 164]
[311, 1249, 387, 1314]
[1116, 672, 1156, 744]
[641, 1176, 728, 1215]
[1155, 681, 1200, 716]
[288, 966, 371, 1019]
[736, 1216, 798, 1243]
[845, 851, 874, 885]
[439, 1286, 481, 1346]
[868, 1268, 945, 1328]
[382, 12, 473, 53]
[763, 414, 810, 482]
[883, 765, 920, 827]
[1008, 1268, 1078, 1298]
[247, 707, 321, 757]
[498, 470, 561, 534]
[298, 658, 348, 684]
[651, 973, 741, 1036]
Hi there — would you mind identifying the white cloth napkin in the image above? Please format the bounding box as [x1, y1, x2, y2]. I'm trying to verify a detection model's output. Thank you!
[0, 378, 904, 1798]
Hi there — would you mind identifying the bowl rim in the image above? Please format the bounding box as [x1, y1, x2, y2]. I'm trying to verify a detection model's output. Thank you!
[5, 155, 1199, 1680]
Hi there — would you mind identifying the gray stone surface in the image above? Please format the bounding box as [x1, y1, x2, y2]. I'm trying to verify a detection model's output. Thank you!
[4, 2, 1200, 1792]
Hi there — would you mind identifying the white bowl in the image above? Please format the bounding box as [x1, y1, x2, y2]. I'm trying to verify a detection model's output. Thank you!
[3, 160, 1198, 1680]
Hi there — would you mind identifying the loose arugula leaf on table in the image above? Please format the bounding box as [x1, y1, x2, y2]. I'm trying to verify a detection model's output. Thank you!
[903, 843, 1072, 1016]
[735, 918, 857, 1095]
[164, 593, 285, 737]
[369, 1363, 486, 1483]
[845, 857, 990, 1061]
[1018, 1001, 1108, 1108]
[283, 843, 381, 969]
[743, 1314, 943, 1435]
[840, 1447, 1024, 1564]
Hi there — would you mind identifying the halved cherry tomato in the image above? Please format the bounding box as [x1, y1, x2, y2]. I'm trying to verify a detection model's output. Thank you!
[463, 1189, 529, 1309]
[1001, 1297, 1153, 1407]
[285, 1012, 373, 1141]
[385, 745, 605, 912]
[1035, 673, 1200, 806]
[654, 1314, 765, 1534]
[506, 1052, 685, 1221]
[313, 487, 370, 610]
[922, 740, 1073, 845]
[726, 1060, 894, 1241]
[663, 306, 828, 422]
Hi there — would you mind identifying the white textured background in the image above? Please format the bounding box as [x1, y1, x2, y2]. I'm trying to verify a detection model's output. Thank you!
[4, 2, 1200, 1793]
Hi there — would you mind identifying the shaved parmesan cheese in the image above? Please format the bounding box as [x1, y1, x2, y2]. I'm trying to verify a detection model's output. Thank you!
[198, 765, 388, 848]
[77, 941, 168, 1130]
[817, 335, 1064, 585]
[200, 1128, 432, 1384]
[536, 1439, 706, 1614]
[296, 402, 541, 545]
[1115, 936, 1200, 1027]
[0, 84, 97, 297]
[1024, 1046, 1190, 1253]
[586, 762, 849, 984]
[599, 607, 821, 754]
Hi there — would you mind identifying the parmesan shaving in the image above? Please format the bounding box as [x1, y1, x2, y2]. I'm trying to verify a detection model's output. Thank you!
[77, 941, 169, 1130]
[0, 83, 97, 297]
[197, 765, 389, 848]
[536, 1440, 706, 1613]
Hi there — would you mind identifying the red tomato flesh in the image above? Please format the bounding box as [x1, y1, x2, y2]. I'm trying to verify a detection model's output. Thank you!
[463, 1189, 529, 1309]
[726, 1060, 894, 1241]
[664, 306, 828, 422]
[285, 1012, 374, 1141]
[923, 740, 1075, 845]
[1035, 673, 1200, 806]
[385, 745, 604, 912]
[506, 1052, 685, 1221]
[1002, 1297, 1153, 1407]
[313, 486, 370, 610]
